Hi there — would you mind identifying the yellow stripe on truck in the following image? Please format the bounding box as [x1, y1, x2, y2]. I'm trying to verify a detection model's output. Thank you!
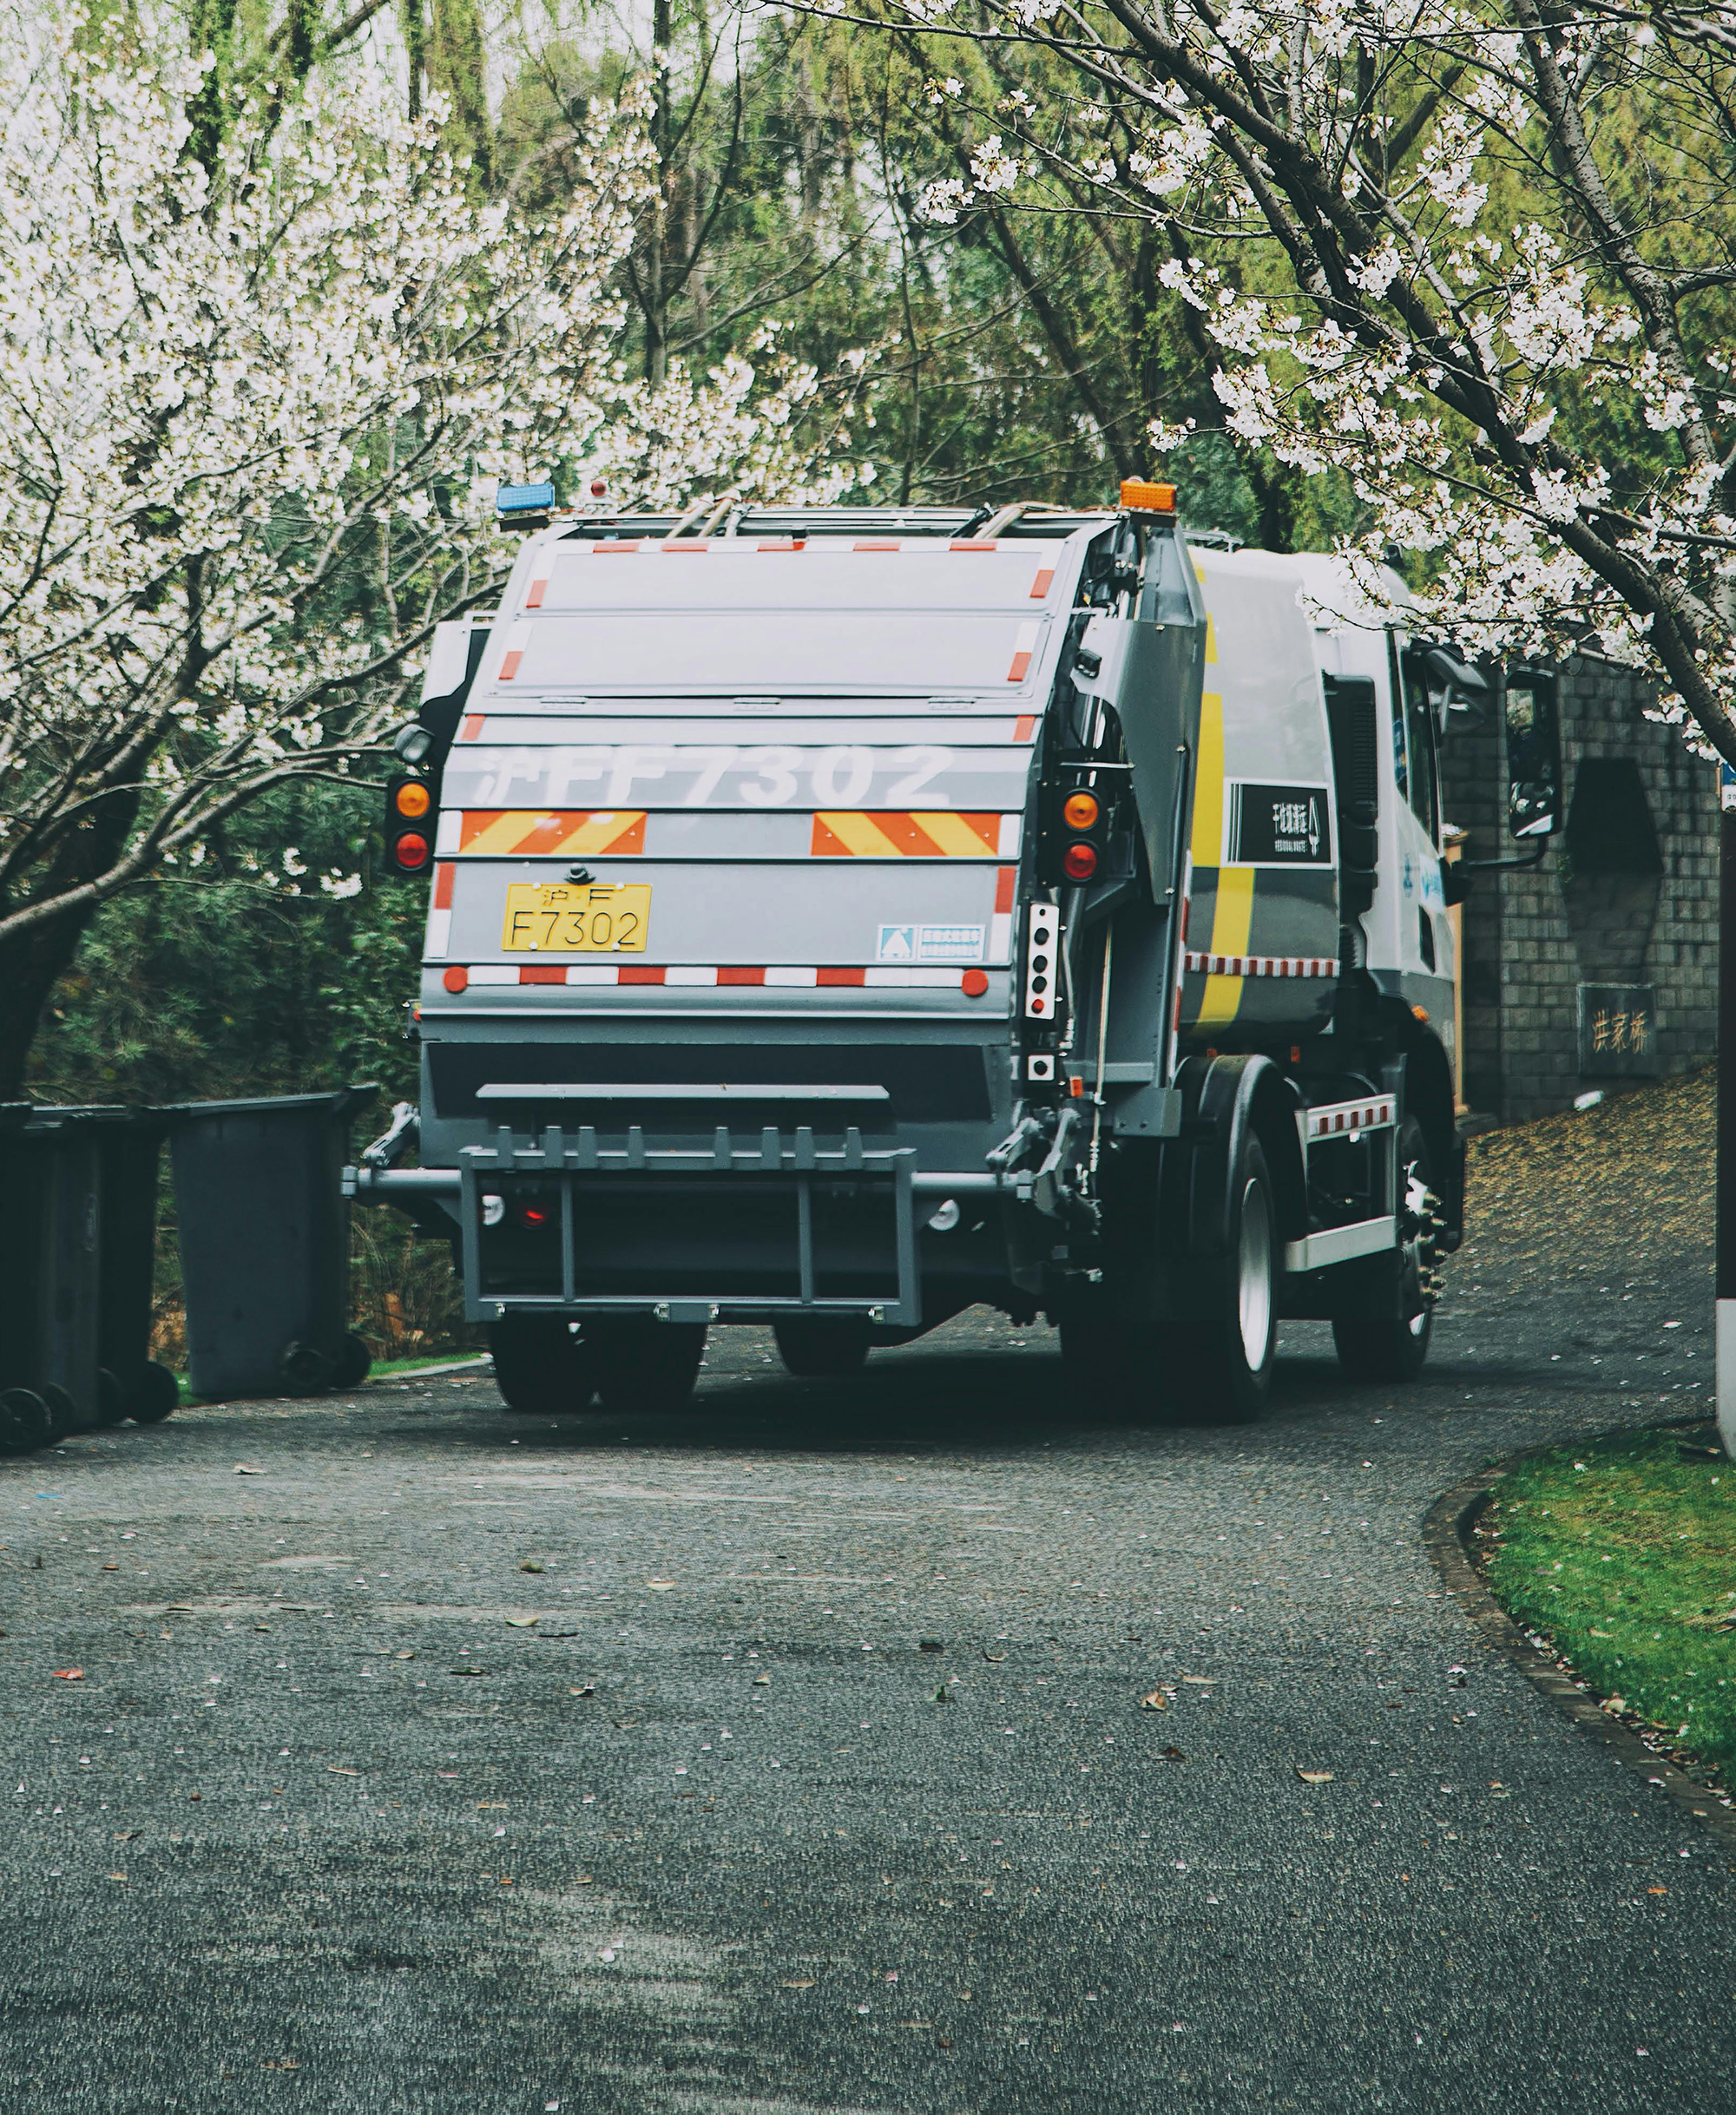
[1191, 691, 1225, 866]
[1197, 864, 1255, 1025]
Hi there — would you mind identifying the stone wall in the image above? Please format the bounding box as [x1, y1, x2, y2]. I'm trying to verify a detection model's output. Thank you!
[1437, 654, 1718, 1123]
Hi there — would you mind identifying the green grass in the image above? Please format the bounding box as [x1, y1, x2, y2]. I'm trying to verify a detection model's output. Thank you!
[171, 1348, 485, 1405]
[1483, 1423, 1736, 1780]
[363, 1351, 486, 1381]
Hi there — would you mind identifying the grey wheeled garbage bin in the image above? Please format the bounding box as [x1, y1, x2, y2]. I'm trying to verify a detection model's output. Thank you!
[0, 1106, 52, 1451]
[0, 1105, 118, 1441]
[90, 1111, 180, 1424]
[167, 1089, 376, 1399]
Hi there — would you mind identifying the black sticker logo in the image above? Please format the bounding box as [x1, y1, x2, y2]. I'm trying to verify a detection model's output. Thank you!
[1226, 783, 1331, 864]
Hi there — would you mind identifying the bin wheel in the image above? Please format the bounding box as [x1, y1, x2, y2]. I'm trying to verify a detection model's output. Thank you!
[0, 1389, 52, 1456]
[488, 1318, 597, 1417]
[587, 1318, 707, 1415]
[1332, 1116, 1439, 1383]
[332, 1333, 373, 1389]
[127, 1362, 180, 1426]
[279, 1341, 334, 1396]
[773, 1317, 870, 1378]
[36, 1383, 77, 1443]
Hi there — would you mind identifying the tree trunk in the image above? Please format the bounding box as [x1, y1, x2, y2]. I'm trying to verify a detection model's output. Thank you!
[0, 791, 143, 1097]
[0, 903, 104, 1099]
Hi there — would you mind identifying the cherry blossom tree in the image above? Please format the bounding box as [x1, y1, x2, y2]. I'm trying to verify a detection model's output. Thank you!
[0, 2, 866, 1088]
[863, 0, 1736, 758]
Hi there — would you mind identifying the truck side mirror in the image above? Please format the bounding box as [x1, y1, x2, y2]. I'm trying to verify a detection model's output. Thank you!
[1503, 666, 1563, 839]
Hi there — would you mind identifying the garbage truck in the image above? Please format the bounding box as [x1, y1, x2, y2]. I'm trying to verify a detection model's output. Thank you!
[350, 482, 1542, 1422]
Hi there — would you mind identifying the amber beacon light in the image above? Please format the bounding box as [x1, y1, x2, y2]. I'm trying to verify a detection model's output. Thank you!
[1119, 477, 1176, 513]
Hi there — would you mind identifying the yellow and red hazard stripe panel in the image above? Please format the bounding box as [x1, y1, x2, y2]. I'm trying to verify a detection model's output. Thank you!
[810, 811, 1011, 858]
[437, 809, 1019, 859]
[456, 810, 647, 856]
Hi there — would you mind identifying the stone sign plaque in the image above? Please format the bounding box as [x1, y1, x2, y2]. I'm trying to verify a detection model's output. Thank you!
[1577, 983, 1660, 1076]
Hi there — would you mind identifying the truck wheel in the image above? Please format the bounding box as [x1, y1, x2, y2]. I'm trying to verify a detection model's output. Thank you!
[587, 1318, 707, 1415]
[1178, 1134, 1279, 1424]
[1332, 1116, 1439, 1383]
[489, 1317, 597, 1416]
[773, 1317, 871, 1378]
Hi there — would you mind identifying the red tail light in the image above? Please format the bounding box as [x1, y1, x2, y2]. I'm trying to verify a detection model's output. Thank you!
[1062, 842, 1098, 881]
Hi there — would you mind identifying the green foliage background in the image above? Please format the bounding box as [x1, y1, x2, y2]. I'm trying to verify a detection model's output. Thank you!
[19, 0, 1376, 1359]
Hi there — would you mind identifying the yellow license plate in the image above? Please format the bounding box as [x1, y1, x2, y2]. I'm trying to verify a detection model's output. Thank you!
[501, 882, 651, 953]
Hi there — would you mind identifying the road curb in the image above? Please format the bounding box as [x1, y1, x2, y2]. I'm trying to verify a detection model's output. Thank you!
[1422, 1463, 1736, 1854]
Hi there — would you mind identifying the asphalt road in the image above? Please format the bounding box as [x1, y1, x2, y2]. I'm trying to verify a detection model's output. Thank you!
[1, 1178, 1732, 2112]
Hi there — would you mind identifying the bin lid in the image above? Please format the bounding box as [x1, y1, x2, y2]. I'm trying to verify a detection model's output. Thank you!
[158, 1085, 378, 1125]
[17, 1101, 136, 1131]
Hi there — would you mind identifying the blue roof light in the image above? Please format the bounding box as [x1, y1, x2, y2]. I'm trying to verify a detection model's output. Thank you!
[496, 481, 556, 516]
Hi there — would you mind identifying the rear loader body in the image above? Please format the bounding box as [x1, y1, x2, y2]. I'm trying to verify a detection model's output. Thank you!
[352, 491, 1465, 1418]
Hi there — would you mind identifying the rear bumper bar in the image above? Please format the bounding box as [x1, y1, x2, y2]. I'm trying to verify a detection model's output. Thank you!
[345, 1165, 1003, 1201]
[346, 1140, 1005, 1330]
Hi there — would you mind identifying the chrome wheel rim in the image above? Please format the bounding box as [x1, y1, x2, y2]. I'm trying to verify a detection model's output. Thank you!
[1237, 1175, 1273, 1371]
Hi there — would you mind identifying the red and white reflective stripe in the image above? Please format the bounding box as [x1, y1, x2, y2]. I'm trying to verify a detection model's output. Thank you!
[442, 963, 996, 992]
[589, 539, 643, 554]
[524, 555, 556, 608]
[425, 861, 457, 958]
[1183, 952, 1339, 979]
[991, 864, 1016, 962]
[1008, 622, 1039, 682]
[1305, 1095, 1397, 1139]
[497, 621, 532, 680]
[460, 714, 485, 741]
[1014, 714, 1036, 742]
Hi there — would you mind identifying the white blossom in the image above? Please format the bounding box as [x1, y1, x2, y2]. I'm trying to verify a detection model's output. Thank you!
[0, 3, 865, 936]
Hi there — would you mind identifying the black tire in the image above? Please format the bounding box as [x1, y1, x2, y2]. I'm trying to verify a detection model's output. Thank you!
[279, 1340, 333, 1396]
[587, 1318, 707, 1415]
[773, 1317, 870, 1378]
[38, 1383, 77, 1443]
[127, 1362, 181, 1426]
[1174, 1134, 1279, 1425]
[488, 1317, 597, 1416]
[0, 1389, 52, 1456]
[96, 1368, 127, 1429]
[1332, 1115, 1437, 1383]
[332, 1332, 373, 1389]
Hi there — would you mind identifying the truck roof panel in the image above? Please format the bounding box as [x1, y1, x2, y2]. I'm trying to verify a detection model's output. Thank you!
[483, 609, 1055, 698]
[523, 538, 1069, 614]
